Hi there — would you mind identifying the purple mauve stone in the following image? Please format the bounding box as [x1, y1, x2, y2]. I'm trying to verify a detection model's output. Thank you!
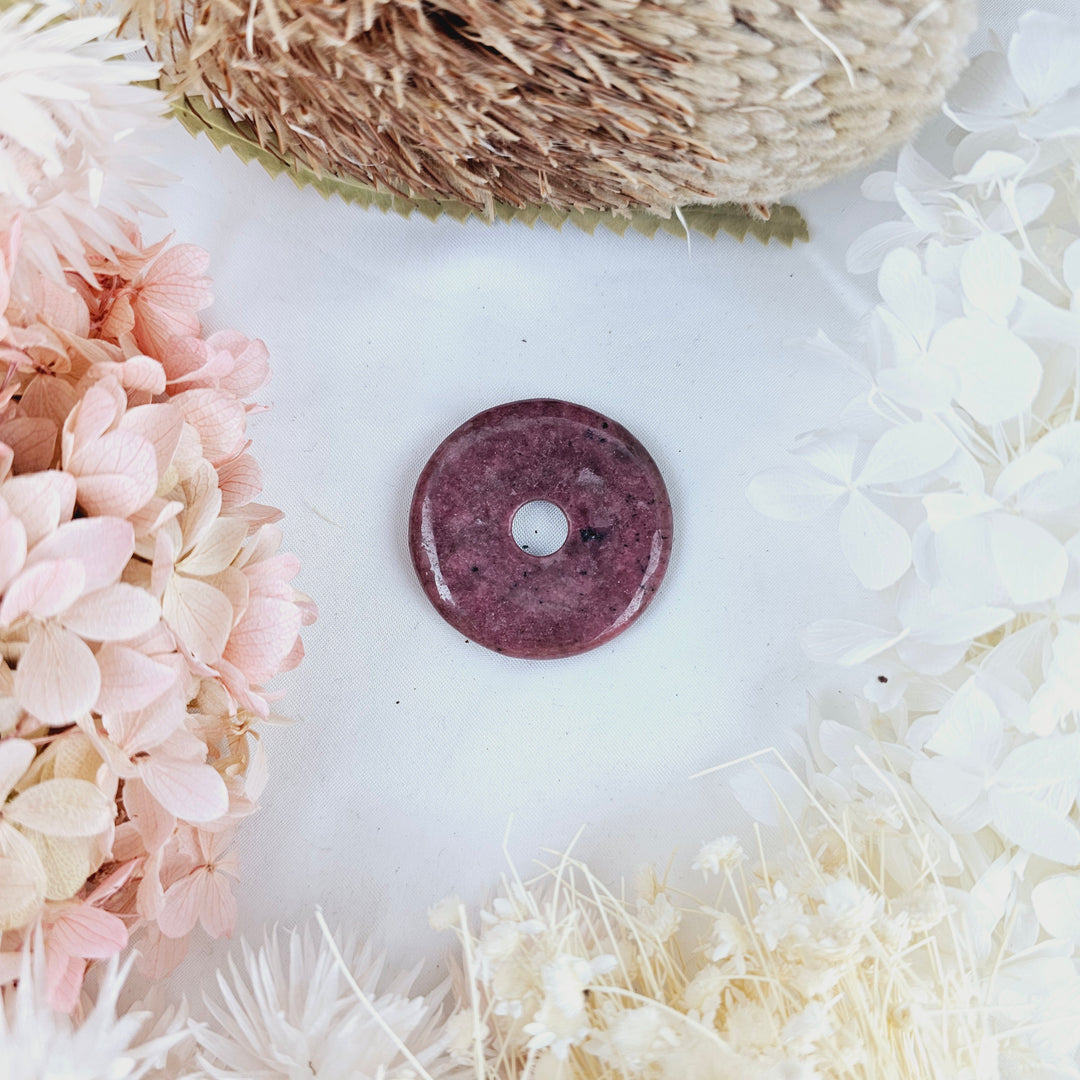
[408, 399, 673, 659]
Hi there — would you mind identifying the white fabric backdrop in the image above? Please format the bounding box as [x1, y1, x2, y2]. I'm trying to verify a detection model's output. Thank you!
[148, 0, 1064, 994]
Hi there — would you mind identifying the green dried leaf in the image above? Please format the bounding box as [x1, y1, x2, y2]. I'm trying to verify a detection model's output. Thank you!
[170, 96, 809, 246]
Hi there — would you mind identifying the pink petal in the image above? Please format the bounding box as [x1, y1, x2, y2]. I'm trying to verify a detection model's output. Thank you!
[49, 903, 128, 959]
[139, 753, 228, 823]
[66, 385, 119, 456]
[0, 501, 27, 593]
[2, 471, 77, 546]
[162, 575, 234, 664]
[122, 777, 176, 852]
[209, 330, 270, 397]
[26, 516, 134, 593]
[158, 866, 234, 939]
[216, 454, 263, 510]
[136, 922, 189, 979]
[20, 376, 79, 428]
[172, 389, 246, 467]
[129, 497, 183, 541]
[115, 355, 167, 394]
[197, 869, 236, 937]
[156, 871, 203, 938]
[14, 624, 100, 727]
[0, 557, 86, 624]
[120, 403, 183, 477]
[68, 431, 158, 518]
[222, 597, 302, 684]
[133, 304, 202, 359]
[96, 643, 177, 714]
[140, 244, 211, 293]
[243, 553, 301, 595]
[160, 336, 210, 386]
[0, 416, 58, 473]
[44, 939, 84, 1014]
[85, 859, 137, 904]
[104, 687, 185, 755]
[60, 583, 160, 642]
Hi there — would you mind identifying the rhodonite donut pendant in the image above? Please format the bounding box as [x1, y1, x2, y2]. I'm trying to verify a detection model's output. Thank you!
[408, 400, 672, 659]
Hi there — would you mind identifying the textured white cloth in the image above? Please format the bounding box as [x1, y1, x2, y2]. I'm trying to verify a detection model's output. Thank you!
[152, 0, 1066, 993]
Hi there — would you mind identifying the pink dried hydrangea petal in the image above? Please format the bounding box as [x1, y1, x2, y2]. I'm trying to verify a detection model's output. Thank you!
[49, 903, 128, 960]
[14, 624, 100, 727]
[119, 403, 183, 475]
[222, 596, 302, 686]
[95, 643, 177, 714]
[2, 470, 77, 546]
[27, 517, 134, 592]
[172, 389, 246, 467]
[139, 754, 228, 824]
[59, 582, 160, 642]
[0, 416, 58, 473]
[162, 574, 234, 664]
[68, 430, 158, 517]
[1, 557, 86, 623]
[0, 502, 27, 593]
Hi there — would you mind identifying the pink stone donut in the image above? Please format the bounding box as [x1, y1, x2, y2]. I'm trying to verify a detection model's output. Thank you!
[408, 399, 672, 659]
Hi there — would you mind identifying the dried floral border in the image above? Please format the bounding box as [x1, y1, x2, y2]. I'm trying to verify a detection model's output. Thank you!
[170, 96, 811, 246]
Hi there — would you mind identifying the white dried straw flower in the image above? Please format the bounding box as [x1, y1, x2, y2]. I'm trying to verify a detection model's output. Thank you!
[192, 918, 456, 1079]
[0, 942, 188, 1080]
[692, 836, 745, 878]
[0, 0, 167, 295]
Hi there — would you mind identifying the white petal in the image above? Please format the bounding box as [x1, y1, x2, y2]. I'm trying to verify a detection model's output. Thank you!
[800, 619, 903, 666]
[990, 515, 1069, 605]
[924, 682, 1004, 765]
[858, 422, 956, 486]
[838, 491, 911, 590]
[746, 468, 843, 521]
[731, 763, 807, 827]
[1008, 11, 1080, 106]
[945, 50, 1025, 131]
[911, 757, 986, 822]
[989, 787, 1080, 865]
[1063, 238, 1080, 294]
[961, 234, 1021, 320]
[929, 319, 1042, 426]
[919, 606, 1013, 646]
[1032, 875, 1080, 941]
[878, 248, 935, 346]
[846, 223, 925, 274]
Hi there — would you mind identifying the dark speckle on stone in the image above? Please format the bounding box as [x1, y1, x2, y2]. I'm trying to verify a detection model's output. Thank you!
[580, 526, 606, 542]
[471, 565, 479, 572]
[602, 422, 609, 429]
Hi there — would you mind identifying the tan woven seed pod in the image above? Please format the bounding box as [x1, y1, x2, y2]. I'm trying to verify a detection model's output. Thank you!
[122, 0, 976, 218]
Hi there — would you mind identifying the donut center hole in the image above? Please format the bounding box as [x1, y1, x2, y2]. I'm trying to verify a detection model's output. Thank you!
[511, 500, 569, 557]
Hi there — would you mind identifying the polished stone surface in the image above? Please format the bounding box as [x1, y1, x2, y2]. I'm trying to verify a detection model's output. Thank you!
[409, 399, 672, 659]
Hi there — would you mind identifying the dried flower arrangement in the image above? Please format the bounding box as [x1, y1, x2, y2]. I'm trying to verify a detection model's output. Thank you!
[0, 0, 313, 1013]
[114, 0, 973, 239]
[3, 4, 1080, 1080]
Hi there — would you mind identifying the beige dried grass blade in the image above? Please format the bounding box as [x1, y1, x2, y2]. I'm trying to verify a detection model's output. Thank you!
[170, 96, 809, 246]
